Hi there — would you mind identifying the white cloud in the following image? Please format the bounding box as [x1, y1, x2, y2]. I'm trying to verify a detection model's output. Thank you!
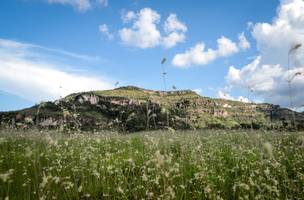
[237, 96, 250, 103]
[192, 88, 203, 95]
[172, 36, 239, 68]
[0, 39, 100, 62]
[226, 65, 240, 83]
[162, 14, 187, 48]
[0, 39, 114, 102]
[172, 43, 216, 67]
[97, 0, 108, 7]
[217, 90, 250, 103]
[47, 0, 108, 12]
[217, 90, 233, 100]
[217, 36, 239, 57]
[119, 8, 162, 49]
[164, 14, 187, 33]
[122, 11, 136, 23]
[227, 57, 284, 92]
[118, 8, 187, 49]
[99, 24, 114, 40]
[163, 32, 186, 49]
[238, 32, 251, 50]
[225, 0, 304, 107]
[226, 57, 304, 107]
[251, 0, 304, 66]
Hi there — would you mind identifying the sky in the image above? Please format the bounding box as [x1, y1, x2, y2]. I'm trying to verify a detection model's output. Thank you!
[0, 0, 304, 111]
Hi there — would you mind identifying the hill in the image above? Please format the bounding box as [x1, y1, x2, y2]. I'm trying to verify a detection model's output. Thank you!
[0, 86, 303, 132]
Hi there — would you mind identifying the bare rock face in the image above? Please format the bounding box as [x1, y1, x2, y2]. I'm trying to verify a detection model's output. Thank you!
[110, 98, 130, 106]
[223, 104, 232, 108]
[40, 118, 57, 127]
[214, 110, 229, 118]
[76, 94, 100, 105]
[24, 116, 34, 124]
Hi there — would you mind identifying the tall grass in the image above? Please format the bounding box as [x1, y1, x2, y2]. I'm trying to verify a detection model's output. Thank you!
[0, 130, 304, 199]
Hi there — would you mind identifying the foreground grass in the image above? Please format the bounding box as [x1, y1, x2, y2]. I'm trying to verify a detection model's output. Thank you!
[0, 130, 304, 199]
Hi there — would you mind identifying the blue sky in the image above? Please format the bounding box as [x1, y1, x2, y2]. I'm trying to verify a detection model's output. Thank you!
[1, 0, 304, 111]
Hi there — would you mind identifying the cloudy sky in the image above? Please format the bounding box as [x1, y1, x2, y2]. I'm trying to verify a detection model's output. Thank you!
[0, 0, 304, 111]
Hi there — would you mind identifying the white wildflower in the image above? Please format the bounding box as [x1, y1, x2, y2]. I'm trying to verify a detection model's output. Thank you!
[117, 186, 124, 194]
[166, 186, 175, 199]
[0, 169, 14, 183]
[78, 185, 83, 192]
[40, 175, 49, 188]
[53, 176, 60, 184]
[92, 170, 100, 179]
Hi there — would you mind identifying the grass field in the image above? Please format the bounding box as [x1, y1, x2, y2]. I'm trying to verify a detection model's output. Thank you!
[0, 130, 304, 199]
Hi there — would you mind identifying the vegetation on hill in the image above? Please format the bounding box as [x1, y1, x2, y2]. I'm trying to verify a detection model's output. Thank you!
[0, 86, 303, 132]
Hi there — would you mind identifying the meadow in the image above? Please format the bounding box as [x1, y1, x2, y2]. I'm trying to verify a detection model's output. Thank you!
[0, 130, 304, 199]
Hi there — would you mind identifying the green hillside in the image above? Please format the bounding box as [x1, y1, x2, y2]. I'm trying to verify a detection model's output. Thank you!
[0, 86, 303, 132]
